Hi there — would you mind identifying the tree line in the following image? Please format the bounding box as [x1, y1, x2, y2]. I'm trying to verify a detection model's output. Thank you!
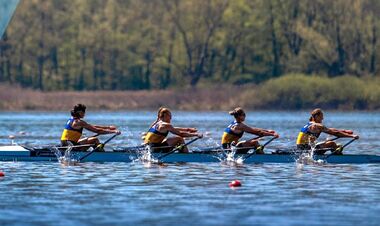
[0, 0, 379, 91]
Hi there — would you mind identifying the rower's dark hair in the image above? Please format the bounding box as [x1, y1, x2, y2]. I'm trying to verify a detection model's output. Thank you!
[149, 107, 171, 127]
[229, 107, 245, 118]
[71, 103, 86, 118]
[309, 108, 323, 121]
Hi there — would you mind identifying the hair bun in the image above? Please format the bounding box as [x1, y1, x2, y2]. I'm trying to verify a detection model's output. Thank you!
[229, 107, 245, 117]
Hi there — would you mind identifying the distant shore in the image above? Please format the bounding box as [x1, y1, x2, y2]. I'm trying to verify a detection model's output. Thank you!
[1, 74, 380, 111]
[0, 84, 243, 111]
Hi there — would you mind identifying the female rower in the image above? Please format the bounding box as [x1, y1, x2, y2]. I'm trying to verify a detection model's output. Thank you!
[296, 108, 359, 154]
[221, 107, 279, 154]
[144, 107, 202, 153]
[60, 104, 120, 148]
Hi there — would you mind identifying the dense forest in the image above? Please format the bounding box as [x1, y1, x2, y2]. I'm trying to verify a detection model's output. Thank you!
[0, 0, 379, 91]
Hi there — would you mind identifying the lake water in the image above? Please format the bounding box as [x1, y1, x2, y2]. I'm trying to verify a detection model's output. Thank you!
[0, 111, 380, 226]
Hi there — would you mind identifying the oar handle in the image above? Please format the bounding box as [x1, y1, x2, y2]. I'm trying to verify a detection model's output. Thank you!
[157, 137, 199, 160]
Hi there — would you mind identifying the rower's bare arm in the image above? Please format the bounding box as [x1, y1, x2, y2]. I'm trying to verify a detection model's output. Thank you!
[80, 121, 118, 134]
[94, 125, 117, 130]
[167, 125, 201, 138]
[323, 127, 359, 139]
[174, 127, 198, 133]
[241, 124, 278, 137]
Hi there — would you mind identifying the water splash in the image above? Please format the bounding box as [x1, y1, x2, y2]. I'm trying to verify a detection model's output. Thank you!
[226, 145, 237, 162]
[295, 137, 325, 165]
[52, 146, 79, 166]
[136, 145, 159, 164]
[220, 145, 245, 165]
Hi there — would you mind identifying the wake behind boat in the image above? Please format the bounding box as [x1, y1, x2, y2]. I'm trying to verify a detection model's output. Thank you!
[0, 145, 379, 164]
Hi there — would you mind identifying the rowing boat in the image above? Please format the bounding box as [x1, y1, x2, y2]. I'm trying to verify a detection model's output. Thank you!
[0, 145, 379, 164]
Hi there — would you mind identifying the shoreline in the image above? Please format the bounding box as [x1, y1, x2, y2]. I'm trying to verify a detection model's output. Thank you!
[0, 84, 243, 111]
[2, 74, 380, 111]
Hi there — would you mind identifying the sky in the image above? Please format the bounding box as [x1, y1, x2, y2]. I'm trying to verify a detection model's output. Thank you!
[0, 0, 19, 38]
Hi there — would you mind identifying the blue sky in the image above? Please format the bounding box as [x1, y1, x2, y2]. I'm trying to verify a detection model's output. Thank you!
[0, 0, 19, 38]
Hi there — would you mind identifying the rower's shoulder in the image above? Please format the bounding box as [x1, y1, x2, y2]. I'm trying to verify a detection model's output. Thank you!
[309, 122, 326, 130]
[159, 121, 172, 128]
[235, 122, 249, 131]
[72, 118, 86, 126]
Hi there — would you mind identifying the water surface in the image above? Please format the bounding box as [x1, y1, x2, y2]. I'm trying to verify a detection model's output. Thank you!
[0, 111, 379, 226]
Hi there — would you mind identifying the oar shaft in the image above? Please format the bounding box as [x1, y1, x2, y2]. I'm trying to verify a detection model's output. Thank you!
[242, 136, 277, 161]
[55, 144, 93, 149]
[325, 137, 358, 159]
[79, 133, 119, 161]
[157, 137, 199, 160]
[316, 137, 340, 146]
[342, 138, 357, 148]
[118, 145, 146, 151]
[262, 136, 277, 147]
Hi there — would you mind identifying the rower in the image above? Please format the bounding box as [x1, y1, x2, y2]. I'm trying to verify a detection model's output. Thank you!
[221, 107, 279, 154]
[296, 108, 359, 154]
[60, 104, 120, 149]
[144, 107, 202, 153]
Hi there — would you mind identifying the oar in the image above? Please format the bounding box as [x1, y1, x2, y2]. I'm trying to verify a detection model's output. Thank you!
[114, 144, 147, 152]
[79, 133, 120, 162]
[324, 137, 358, 159]
[157, 137, 200, 160]
[241, 136, 277, 162]
[220, 136, 262, 152]
[315, 137, 340, 146]
[56, 144, 94, 149]
[195, 146, 222, 153]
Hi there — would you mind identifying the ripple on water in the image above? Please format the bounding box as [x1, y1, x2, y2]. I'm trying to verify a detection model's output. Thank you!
[1, 112, 380, 225]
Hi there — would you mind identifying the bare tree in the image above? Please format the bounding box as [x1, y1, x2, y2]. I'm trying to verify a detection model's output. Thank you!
[162, 0, 228, 86]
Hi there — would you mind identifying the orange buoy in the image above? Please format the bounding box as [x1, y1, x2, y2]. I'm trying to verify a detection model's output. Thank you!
[0, 172, 5, 177]
[229, 180, 241, 187]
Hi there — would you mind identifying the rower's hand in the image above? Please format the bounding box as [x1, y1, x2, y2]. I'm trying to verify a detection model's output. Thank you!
[114, 130, 121, 135]
[352, 134, 359, 139]
[343, 130, 354, 134]
[188, 128, 198, 132]
[196, 133, 203, 138]
[268, 130, 279, 138]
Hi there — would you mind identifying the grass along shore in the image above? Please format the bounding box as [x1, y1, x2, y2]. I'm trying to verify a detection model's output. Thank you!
[0, 84, 241, 111]
[1, 74, 380, 111]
